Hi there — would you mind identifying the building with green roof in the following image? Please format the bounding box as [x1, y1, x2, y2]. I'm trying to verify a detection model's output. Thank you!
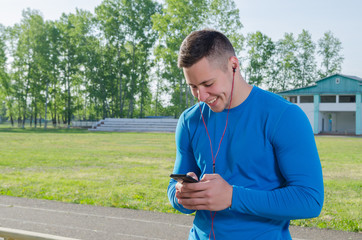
[278, 74, 362, 135]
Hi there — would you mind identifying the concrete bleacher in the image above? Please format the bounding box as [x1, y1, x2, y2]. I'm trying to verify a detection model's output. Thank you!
[88, 118, 178, 132]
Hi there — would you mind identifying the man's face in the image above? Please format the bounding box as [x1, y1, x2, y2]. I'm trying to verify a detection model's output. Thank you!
[183, 57, 233, 112]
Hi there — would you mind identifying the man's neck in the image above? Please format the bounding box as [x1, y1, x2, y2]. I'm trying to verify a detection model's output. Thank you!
[229, 75, 253, 109]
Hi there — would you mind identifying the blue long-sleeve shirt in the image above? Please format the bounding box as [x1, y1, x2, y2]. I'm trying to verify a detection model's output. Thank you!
[168, 86, 324, 239]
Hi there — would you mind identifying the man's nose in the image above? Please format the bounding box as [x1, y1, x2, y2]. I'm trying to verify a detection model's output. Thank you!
[197, 87, 209, 102]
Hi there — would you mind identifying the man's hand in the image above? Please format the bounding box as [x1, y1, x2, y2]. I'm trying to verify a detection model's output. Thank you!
[175, 173, 233, 211]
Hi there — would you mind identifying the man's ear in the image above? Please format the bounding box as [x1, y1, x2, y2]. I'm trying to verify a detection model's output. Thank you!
[229, 56, 239, 71]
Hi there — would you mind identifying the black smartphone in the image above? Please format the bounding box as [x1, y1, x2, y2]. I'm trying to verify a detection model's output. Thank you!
[170, 174, 198, 183]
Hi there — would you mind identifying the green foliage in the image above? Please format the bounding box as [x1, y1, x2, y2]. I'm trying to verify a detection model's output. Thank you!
[0, 24, 9, 110]
[0, 1, 345, 121]
[317, 31, 344, 78]
[295, 30, 317, 87]
[245, 31, 275, 86]
[152, 0, 208, 117]
[152, 0, 244, 117]
[205, 0, 244, 55]
[244, 29, 341, 92]
[10, 9, 50, 128]
[94, 0, 160, 118]
[268, 33, 300, 92]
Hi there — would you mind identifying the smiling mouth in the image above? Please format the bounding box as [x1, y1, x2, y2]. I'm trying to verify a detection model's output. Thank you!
[207, 97, 217, 104]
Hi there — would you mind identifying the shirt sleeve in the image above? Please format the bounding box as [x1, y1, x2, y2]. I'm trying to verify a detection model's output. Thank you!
[230, 105, 324, 220]
[167, 112, 200, 214]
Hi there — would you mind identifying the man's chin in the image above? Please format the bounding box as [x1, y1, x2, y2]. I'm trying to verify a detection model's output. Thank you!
[208, 105, 225, 113]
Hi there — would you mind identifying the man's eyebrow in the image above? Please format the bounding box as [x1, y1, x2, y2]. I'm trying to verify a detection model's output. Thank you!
[187, 78, 215, 86]
[201, 78, 215, 84]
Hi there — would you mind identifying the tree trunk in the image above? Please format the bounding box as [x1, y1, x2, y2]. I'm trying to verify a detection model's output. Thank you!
[52, 81, 57, 127]
[185, 84, 189, 109]
[155, 68, 160, 117]
[22, 77, 30, 129]
[52, 112, 56, 127]
[139, 72, 145, 118]
[118, 46, 123, 117]
[34, 103, 37, 128]
[30, 104, 33, 128]
[34, 112, 37, 128]
[44, 81, 49, 129]
[178, 78, 183, 116]
[128, 41, 136, 118]
[67, 76, 71, 128]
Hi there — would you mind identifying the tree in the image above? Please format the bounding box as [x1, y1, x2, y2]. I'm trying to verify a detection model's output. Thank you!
[56, 10, 92, 127]
[296, 30, 317, 87]
[83, 36, 109, 119]
[27, 13, 52, 128]
[0, 24, 10, 123]
[1, 2, 347, 125]
[95, 0, 128, 118]
[95, 0, 160, 119]
[152, 0, 243, 117]
[121, 0, 160, 118]
[152, 0, 208, 117]
[267, 33, 300, 92]
[3, 24, 21, 126]
[10, 9, 49, 128]
[43, 20, 62, 128]
[317, 31, 344, 78]
[244, 31, 275, 86]
[203, 0, 244, 56]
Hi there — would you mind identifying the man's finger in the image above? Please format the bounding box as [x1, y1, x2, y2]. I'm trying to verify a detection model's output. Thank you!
[200, 173, 219, 181]
[178, 197, 210, 210]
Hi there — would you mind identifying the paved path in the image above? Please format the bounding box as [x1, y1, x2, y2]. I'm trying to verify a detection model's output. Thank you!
[0, 196, 360, 240]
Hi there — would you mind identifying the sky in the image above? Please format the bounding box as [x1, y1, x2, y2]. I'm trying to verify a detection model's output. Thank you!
[0, 0, 361, 77]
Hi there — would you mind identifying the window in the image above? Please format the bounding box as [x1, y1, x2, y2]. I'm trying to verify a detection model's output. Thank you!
[339, 95, 356, 103]
[300, 96, 314, 103]
[289, 96, 297, 103]
[321, 95, 336, 103]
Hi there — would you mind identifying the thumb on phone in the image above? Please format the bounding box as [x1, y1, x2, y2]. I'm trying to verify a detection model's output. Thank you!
[187, 172, 199, 181]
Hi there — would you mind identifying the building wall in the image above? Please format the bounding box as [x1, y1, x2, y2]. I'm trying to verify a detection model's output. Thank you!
[292, 96, 361, 135]
[319, 112, 332, 132]
[279, 75, 362, 135]
[319, 102, 355, 112]
[317, 111, 355, 133]
[298, 103, 314, 128]
[335, 112, 355, 133]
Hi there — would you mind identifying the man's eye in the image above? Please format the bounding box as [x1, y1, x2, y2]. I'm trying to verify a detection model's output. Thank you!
[205, 83, 213, 87]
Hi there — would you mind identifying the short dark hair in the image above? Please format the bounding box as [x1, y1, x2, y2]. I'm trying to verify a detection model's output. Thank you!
[178, 29, 236, 70]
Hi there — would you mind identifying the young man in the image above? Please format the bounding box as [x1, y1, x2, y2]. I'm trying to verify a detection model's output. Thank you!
[168, 29, 324, 239]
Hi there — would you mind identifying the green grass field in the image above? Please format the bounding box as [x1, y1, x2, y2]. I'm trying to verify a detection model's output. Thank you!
[0, 127, 360, 232]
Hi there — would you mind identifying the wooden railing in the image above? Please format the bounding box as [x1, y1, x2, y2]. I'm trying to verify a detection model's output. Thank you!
[0, 227, 80, 240]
